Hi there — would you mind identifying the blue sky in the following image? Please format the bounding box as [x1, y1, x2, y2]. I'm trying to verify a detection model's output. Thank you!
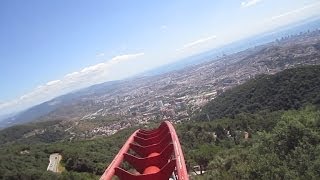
[0, 0, 320, 116]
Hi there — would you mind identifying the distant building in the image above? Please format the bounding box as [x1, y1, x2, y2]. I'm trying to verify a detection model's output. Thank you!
[144, 101, 150, 106]
[158, 100, 164, 107]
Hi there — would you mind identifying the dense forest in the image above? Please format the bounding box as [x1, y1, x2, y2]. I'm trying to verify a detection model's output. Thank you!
[0, 127, 137, 179]
[1, 65, 320, 179]
[180, 106, 320, 179]
[197, 65, 320, 120]
[0, 120, 68, 145]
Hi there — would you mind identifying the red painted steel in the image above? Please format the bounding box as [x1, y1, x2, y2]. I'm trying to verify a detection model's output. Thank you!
[100, 121, 189, 180]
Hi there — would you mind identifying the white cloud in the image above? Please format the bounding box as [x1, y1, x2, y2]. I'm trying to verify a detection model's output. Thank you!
[227, 1, 320, 46]
[109, 53, 145, 64]
[268, 2, 320, 21]
[96, 53, 105, 57]
[65, 71, 79, 78]
[241, 0, 262, 8]
[177, 35, 217, 51]
[0, 52, 145, 116]
[161, 25, 168, 30]
[0, 102, 14, 111]
[80, 63, 105, 73]
[46, 80, 61, 86]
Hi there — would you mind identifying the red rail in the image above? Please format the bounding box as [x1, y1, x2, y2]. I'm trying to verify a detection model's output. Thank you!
[100, 121, 189, 180]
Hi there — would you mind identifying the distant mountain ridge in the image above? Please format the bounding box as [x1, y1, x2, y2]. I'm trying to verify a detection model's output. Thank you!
[0, 80, 124, 128]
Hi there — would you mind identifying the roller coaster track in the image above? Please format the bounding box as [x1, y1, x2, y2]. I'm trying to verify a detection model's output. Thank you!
[100, 121, 189, 180]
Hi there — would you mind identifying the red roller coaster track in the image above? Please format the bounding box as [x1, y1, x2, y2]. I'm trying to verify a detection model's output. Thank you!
[100, 121, 189, 180]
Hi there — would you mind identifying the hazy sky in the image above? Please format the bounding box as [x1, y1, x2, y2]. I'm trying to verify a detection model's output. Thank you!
[0, 0, 320, 116]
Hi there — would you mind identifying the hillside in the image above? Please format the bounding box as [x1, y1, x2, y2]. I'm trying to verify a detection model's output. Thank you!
[0, 127, 137, 180]
[197, 65, 320, 121]
[178, 66, 320, 179]
[0, 115, 127, 146]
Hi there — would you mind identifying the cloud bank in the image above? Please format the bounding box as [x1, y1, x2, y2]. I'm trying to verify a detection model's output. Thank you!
[0, 53, 145, 116]
[177, 35, 217, 51]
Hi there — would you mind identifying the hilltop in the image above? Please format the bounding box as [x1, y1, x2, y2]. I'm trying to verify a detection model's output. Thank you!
[197, 65, 320, 121]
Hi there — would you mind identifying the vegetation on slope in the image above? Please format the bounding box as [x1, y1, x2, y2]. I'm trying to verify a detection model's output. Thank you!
[197, 65, 320, 120]
[0, 120, 67, 145]
[181, 107, 320, 179]
[0, 127, 136, 180]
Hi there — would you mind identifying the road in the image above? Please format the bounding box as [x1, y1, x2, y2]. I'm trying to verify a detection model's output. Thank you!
[47, 153, 62, 173]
